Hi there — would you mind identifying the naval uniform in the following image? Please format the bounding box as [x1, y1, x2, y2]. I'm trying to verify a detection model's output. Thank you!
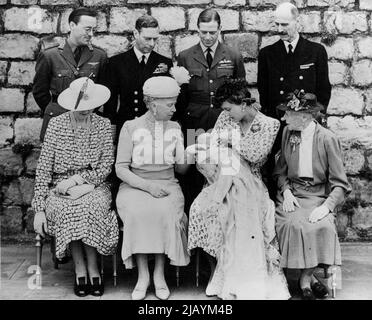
[32, 40, 107, 141]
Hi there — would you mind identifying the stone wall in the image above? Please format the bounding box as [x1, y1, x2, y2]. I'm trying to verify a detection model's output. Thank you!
[0, 0, 372, 241]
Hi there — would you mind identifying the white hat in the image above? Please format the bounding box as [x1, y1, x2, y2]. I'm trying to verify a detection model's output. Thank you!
[58, 77, 111, 111]
[143, 76, 180, 98]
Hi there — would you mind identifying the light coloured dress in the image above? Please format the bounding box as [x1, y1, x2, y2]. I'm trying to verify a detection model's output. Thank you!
[188, 110, 290, 300]
[32, 112, 119, 259]
[115, 112, 190, 269]
[274, 123, 351, 269]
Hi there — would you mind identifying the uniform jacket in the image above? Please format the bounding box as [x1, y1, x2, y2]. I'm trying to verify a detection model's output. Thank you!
[273, 123, 351, 212]
[257, 36, 331, 119]
[103, 48, 173, 135]
[176, 42, 245, 132]
[32, 39, 107, 141]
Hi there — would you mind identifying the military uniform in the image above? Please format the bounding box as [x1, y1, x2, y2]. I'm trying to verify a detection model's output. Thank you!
[177, 42, 245, 133]
[103, 48, 173, 139]
[32, 40, 107, 141]
[257, 36, 331, 119]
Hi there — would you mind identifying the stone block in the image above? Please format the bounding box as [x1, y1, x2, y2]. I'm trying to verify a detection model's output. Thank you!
[2, 180, 22, 206]
[14, 118, 42, 146]
[83, 0, 126, 5]
[365, 89, 372, 114]
[351, 59, 372, 86]
[348, 177, 372, 205]
[4, 7, 58, 34]
[8, 61, 35, 86]
[0, 34, 39, 59]
[260, 35, 280, 49]
[343, 147, 365, 175]
[327, 88, 364, 116]
[298, 12, 321, 33]
[324, 37, 354, 60]
[0, 0, 6, 3]
[224, 33, 259, 59]
[127, 0, 160, 3]
[10, 0, 38, 4]
[26, 92, 41, 115]
[92, 35, 130, 58]
[109, 7, 147, 33]
[175, 34, 200, 56]
[25, 148, 40, 175]
[154, 35, 172, 59]
[0, 117, 13, 147]
[356, 37, 372, 59]
[249, 0, 305, 8]
[151, 7, 185, 32]
[352, 206, 372, 230]
[0, 206, 23, 234]
[367, 153, 372, 172]
[360, 0, 372, 10]
[307, 0, 355, 7]
[19, 177, 35, 206]
[324, 11, 367, 34]
[242, 11, 275, 32]
[0, 61, 7, 83]
[24, 207, 35, 233]
[328, 61, 348, 85]
[0, 148, 23, 176]
[169, 0, 210, 4]
[244, 62, 257, 85]
[213, 0, 245, 6]
[40, 0, 79, 4]
[0, 88, 24, 113]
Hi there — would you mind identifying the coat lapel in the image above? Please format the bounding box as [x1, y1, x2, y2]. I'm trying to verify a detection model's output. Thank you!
[192, 44, 209, 68]
[210, 42, 226, 70]
[60, 40, 77, 67]
[78, 45, 93, 67]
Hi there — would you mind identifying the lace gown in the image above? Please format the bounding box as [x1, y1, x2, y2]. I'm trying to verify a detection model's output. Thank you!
[188, 111, 290, 300]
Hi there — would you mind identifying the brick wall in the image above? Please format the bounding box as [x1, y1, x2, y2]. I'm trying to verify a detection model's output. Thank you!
[0, 0, 371, 241]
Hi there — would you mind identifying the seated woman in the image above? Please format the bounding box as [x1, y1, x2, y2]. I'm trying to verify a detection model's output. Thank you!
[187, 79, 290, 300]
[115, 76, 191, 300]
[274, 91, 351, 300]
[32, 77, 119, 297]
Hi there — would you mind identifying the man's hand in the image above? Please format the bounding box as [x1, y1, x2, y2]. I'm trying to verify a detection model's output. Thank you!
[309, 205, 330, 223]
[34, 211, 48, 237]
[55, 178, 76, 195]
[282, 189, 301, 213]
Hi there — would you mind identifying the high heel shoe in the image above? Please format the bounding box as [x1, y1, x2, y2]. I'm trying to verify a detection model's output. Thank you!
[131, 281, 149, 300]
[155, 285, 170, 300]
[90, 277, 104, 296]
[74, 276, 90, 297]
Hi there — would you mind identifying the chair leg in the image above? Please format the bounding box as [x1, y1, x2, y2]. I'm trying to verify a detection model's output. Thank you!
[35, 234, 43, 287]
[176, 266, 180, 287]
[196, 249, 200, 287]
[100, 255, 104, 280]
[50, 237, 58, 269]
[331, 267, 337, 299]
[113, 253, 117, 287]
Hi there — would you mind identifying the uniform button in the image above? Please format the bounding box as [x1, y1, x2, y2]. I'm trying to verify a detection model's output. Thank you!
[135, 116, 138, 119]
[58, 74, 61, 77]
[210, 92, 214, 96]
[207, 68, 210, 72]
[134, 108, 138, 112]
[209, 80, 213, 84]
[280, 90, 284, 95]
[210, 104, 214, 108]
[76, 67, 80, 71]
[134, 99, 138, 103]
[300, 89, 305, 93]
[299, 75, 303, 80]
[187, 112, 190, 115]
[134, 91, 138, 95]
[280, 77, 284, 81]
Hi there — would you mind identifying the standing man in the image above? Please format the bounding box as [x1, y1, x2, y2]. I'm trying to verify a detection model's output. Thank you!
[176, 8, 245, 214]
[257, 1, 331, 198]
[33, 7, 107, 141]
[103, 15, 173, 140]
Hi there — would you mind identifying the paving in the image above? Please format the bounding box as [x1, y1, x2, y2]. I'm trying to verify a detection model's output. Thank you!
[1, 242, 372, 300]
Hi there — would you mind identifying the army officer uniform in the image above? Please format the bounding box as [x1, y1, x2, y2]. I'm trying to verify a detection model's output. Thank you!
[32, 39, 107, 141]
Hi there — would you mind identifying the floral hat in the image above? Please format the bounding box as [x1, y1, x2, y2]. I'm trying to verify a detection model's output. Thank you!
[276, 90, 324, 113]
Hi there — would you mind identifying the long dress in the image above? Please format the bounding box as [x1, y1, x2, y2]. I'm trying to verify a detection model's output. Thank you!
[188, 111, 290, 300]
[274, 123, 351, 269]
[115, 112, 190, 269]
[32, 113, 119, 259]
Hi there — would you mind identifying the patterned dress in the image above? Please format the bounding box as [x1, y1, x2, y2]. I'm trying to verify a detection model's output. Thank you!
[188, 111, 290, 300]
[32, 113, 119, 259]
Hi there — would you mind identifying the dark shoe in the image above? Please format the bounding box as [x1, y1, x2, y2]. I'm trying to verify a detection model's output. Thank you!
[90, 277, 104, 297]
[311, 281, 329, 299]
[74, 276, 90, 297]
[300, 287, 316, 300]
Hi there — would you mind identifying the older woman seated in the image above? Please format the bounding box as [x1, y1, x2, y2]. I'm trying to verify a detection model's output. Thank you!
[115, 76, 191, 300]
[274, 91, 351, 300]
[32, 77, 119, 297]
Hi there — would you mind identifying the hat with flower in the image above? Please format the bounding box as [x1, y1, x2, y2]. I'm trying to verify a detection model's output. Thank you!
[276, 90, 324, 113]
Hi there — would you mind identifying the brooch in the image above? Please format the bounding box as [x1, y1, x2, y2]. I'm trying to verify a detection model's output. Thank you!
[250, 123, 261, 133]
[153, 63, 168, 74]
[289, 132, 301, 152]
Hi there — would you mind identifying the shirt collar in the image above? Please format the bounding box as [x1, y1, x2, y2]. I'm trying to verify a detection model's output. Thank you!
[133, 46, 151, 63]
[301, 120, 316, 140]
[200, 41, 219, 57]
[284, 33, 300, 52]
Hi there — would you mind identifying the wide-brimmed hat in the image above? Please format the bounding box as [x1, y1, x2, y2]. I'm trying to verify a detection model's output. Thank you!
[143, 76, 180, 98]
[58, 77, 110, 111]
[277, 90, 324, 113]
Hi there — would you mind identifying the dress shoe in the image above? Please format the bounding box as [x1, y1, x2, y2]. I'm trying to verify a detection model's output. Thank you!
[311, 281, 328, 299]
[74, 276, 90, 297]
[131, 282, 149, 300]
[300, 287, 316, 300]
[90, 277, 104, 297]
[155, 286, 170, 300]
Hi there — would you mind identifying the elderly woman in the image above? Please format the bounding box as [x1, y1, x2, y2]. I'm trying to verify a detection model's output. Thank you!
[115, 76, 191, 300]
[274, 91, 351, 300]
[187, 79, 290, 300]
[32, 77, 119, 297]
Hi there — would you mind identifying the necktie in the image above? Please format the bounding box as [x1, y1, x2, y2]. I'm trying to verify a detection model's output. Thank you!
[206, 48, 213, 68]
[140, 55, 146, 69]
[74, 46, 82, 65]
[287, 43, 295, 70]
[288, 43, 294, 56]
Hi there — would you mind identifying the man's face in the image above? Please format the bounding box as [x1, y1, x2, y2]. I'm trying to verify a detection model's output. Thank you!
[69, 15, 97, 46]
[198, 21, 220, 48]
[134, 27, 160, 54]
[274, 10, 298, 42]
